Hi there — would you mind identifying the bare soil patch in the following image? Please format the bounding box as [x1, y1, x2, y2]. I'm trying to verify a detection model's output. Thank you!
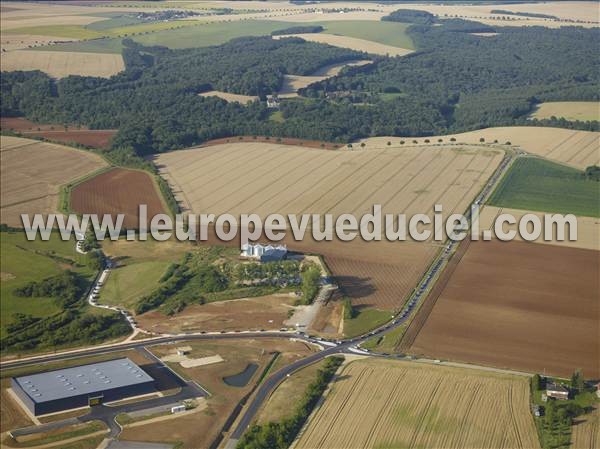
[1, 117, 116, 150]
[137, 294, 297, 334]
[409, 240, 599, 378]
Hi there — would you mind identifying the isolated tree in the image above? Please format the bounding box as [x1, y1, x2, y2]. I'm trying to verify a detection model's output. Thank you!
[343, 298, 355, 319]
[571, 369, 584, 393]
[479, 137, 485, 142]
[360, 142, 366, 148]
[532, 374, 541, 391]
[450, 137, 456, 142]
[387, 141, 391, 146]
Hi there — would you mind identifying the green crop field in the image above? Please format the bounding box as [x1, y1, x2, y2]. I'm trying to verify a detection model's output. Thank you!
[343, 308, 392, 338]
[313, 20, 415, 50]
[0, 231, 96, 337]
[85, 16, 146, 32]
[489, 157, 600, 217]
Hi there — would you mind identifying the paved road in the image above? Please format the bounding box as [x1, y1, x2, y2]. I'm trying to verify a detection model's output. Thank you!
[2, 149, 518, 446]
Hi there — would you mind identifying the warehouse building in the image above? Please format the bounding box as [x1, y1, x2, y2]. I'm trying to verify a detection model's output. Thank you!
[11, 358, 155, 416]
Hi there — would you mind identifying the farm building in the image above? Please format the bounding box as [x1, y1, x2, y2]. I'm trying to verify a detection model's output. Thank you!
[266, 95, 280, 109]
[241, 243, 287, 262]
[546, 383, 569, 400]
[11, 358, 155, 416]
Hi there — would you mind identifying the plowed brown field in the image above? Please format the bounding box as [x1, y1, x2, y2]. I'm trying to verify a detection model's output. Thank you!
[295, 358, 540, 449]
[70, 168, 166, 229]
[1, 117, 116, 150]
[408, 240, 600, 378]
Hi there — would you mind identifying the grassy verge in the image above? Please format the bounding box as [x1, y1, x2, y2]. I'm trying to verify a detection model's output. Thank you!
[237, 356, 343, 449]
[257, 358, 328, 424]
[10, 421, 105, 448]
[343, 308, 393, 338]
[361, 323, 407, 352]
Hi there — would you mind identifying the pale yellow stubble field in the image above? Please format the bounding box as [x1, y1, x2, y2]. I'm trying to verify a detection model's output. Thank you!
[360, 127, 600, 170]
[295, 358, 540, 449]
[0, 136, 107, 227]
[155, 142, 502, 225]
[274, 33, 412, 56]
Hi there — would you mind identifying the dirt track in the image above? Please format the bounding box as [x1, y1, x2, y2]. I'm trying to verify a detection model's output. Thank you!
[409, 240, 600, 378]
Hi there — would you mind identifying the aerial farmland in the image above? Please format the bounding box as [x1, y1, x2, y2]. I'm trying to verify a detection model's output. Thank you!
[405, 240, 599, 378]
[0, 136, 106, 227]
[295, 358, 541, 449]
[0, 1, 599, 449]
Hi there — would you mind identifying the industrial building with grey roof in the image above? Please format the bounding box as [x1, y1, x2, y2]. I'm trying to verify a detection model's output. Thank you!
[11, 358, 156, 416]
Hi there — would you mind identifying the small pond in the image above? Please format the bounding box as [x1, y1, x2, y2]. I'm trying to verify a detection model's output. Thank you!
[223, 363, 259, 387]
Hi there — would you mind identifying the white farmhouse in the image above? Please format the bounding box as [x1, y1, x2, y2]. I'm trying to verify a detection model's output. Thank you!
[241, 243, 287, 262]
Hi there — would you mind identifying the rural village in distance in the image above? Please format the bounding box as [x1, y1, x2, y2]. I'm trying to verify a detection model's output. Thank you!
[0, 1, 599, 449]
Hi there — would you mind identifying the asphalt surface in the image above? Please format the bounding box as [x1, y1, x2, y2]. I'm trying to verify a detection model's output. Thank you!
[1, 149, 517, 446]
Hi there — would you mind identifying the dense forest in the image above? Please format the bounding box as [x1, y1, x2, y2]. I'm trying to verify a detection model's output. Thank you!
[1, 16, 598, 156]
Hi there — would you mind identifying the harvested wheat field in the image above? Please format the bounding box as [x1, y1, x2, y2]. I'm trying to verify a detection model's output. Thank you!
[274, 33, 412, 56]
[478, 206, 599, 251]
[408, 240, 599, 378]
[198, 90, 258, 105]
[0, 135, 106, 227]
[530, 101, 600, 122]
[295, 358, 540, 449]
[156, 142, 502, 223]
[0, 34, 76, 51]
[275, 59, 371, 97]
[360, 127, 600, 170]
[70, 168, 166, 229]
[278, 74, 326, 98]
[380, 1, 599, 28]
[1, 50, 125, 78]
[156, 142, 501, 308]
[571, 406, 600, 449]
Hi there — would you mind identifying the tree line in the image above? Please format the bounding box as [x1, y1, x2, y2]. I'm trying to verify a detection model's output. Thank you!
[1, 21, 598, 157]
